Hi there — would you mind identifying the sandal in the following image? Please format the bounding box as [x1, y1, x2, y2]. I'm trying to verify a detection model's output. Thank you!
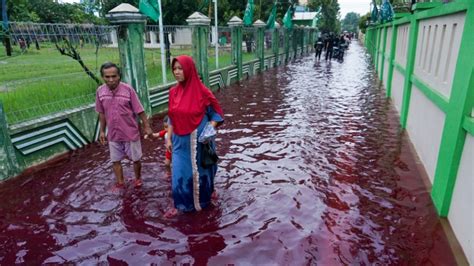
[134, 179, 143, 188]
[110, 182, 126, 192]
[164, 208, 178, 218]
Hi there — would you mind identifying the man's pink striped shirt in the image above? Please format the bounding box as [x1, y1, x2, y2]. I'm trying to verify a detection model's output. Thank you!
[95, 82, 144, 142]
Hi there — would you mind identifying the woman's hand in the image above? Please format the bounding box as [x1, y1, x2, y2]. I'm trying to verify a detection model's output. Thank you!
[210, 120, 218, 128]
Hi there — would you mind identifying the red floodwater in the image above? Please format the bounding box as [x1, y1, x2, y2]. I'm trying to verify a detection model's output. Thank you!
[0, 42, 457, 264]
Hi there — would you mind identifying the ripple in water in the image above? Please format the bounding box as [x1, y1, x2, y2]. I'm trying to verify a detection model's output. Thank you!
[0, 42, 456, 264]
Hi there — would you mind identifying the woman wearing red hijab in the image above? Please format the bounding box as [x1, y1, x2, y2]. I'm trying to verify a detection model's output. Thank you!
[165, 55, 224, 218]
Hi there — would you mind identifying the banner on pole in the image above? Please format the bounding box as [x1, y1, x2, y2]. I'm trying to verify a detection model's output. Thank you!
[266, 1, 277, 29]
[139, 0, 160, 22]
[283, 2, 295, 29]
[243, 0, 254, 26]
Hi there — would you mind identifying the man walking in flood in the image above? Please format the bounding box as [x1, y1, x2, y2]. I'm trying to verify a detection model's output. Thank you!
[95, 62, 153, 190]
[314, 36, 324, 61]
[325, 33, 335, 61]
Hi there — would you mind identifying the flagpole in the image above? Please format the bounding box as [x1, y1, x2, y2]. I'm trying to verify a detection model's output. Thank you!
[157, 0, 167, 84]
[213, 0, 219, 69]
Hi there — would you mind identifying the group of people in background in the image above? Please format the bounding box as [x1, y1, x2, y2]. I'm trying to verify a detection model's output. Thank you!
[314, 32, 353, 61]
[95, 55, 224, 219]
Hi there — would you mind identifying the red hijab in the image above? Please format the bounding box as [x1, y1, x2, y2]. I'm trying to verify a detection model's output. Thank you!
[168, 55, 224, 135]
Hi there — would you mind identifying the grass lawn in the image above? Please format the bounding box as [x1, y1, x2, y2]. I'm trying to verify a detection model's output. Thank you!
[0, 42, 259, 124]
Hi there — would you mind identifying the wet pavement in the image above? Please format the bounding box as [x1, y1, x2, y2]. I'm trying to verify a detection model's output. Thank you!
[0, 42, 457, 264]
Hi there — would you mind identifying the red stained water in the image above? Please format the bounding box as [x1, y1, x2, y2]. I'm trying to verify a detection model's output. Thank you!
[0, 42, 457, 264]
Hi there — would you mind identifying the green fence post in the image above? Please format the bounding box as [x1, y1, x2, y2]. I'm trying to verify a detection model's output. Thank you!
[303, 27, 307, 54]
[300, 27, 304, 55]
[308, 28, 313, 53]
[372, 27, 378, 58]
[306, 26, 313, 53]
[302, 26, 308, 55]
[432, 7, 474, 216]
[400, 16, 420, 129]
[299, 27, 304, 55]
[379, 26, 388, 81]
[308, 27, 314, 53]
[187, 12, 211, 87]
[385, 23, 398, 98]
[364, 27, 369, 48]
[272, 23, 280, 67]
[107, 4, 151, 115]
[370, 27, 376, 60]
[254, 20, 266, 72]
[375, 27, 382, 70]
[0, 102, 21, 180]
[284, 28, 291, 62]
[366, 28, 372, 56]
[292, 27, 298, 58]
[369, 27, 375, 57]
[228, 16, 243, 80]
[370, 27, 377, 61]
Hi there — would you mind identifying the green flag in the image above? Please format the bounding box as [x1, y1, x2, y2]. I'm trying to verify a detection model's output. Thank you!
[266, 2, 277, 29]
[243, 0, 254, 26]
[282, 3, 294, 29]
[199, 0, 209, 12]
[139, 0, 160, 22]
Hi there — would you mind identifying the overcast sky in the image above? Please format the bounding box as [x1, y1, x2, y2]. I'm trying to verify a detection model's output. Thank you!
[338, 0, 372, 18]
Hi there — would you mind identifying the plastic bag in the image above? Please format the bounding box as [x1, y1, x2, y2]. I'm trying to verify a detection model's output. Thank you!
[198, 123, 216, 143]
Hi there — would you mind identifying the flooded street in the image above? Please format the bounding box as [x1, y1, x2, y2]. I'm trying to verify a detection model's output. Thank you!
[0, 42, 456, 264]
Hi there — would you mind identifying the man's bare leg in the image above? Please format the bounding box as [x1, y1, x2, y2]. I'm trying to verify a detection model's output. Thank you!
[133, 161, 142, 187]
[112, 161, 124, 185]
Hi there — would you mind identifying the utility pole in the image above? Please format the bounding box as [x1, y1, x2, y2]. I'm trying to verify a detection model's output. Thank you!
[213, 0, 218, 69]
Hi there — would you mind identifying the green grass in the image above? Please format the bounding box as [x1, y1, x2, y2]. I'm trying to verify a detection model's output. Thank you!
[0, 43, 256, 124]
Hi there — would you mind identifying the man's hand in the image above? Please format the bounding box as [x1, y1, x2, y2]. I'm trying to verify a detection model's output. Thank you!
[99, 131, 106, 145]
[166, 138, 172, 152]
[143, 125, 153, 139]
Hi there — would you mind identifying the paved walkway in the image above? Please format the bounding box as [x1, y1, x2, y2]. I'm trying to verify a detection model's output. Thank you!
[0, 41, 457, 264]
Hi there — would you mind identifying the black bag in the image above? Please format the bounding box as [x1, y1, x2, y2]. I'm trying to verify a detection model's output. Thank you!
[201, 143, 219, 168]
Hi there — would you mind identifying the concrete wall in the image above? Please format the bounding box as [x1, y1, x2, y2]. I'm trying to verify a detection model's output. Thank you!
[449, 134, 474, 265]
[406, 85, 445, 183]
[366, 1, 474, 263]
[391, 69, 405, 112]
[408, 12, 466, 183]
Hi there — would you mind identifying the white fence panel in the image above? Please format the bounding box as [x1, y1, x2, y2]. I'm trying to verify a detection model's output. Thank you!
[413, 12, 466, 98]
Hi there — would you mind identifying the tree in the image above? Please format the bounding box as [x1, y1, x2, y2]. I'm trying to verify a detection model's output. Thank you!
[308, 0, 340, 34]
[4, 0, 288, 26]
[99, 0, 136, 18]
[1, 0, 12, 56]
[307, 0, 321, 11]
[341, 12, 360, 33]
[2, 0, 39, 22]
[55, 37, 101, 85]
[358, 12, 370, 34]
[3, 0, 103, 23]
